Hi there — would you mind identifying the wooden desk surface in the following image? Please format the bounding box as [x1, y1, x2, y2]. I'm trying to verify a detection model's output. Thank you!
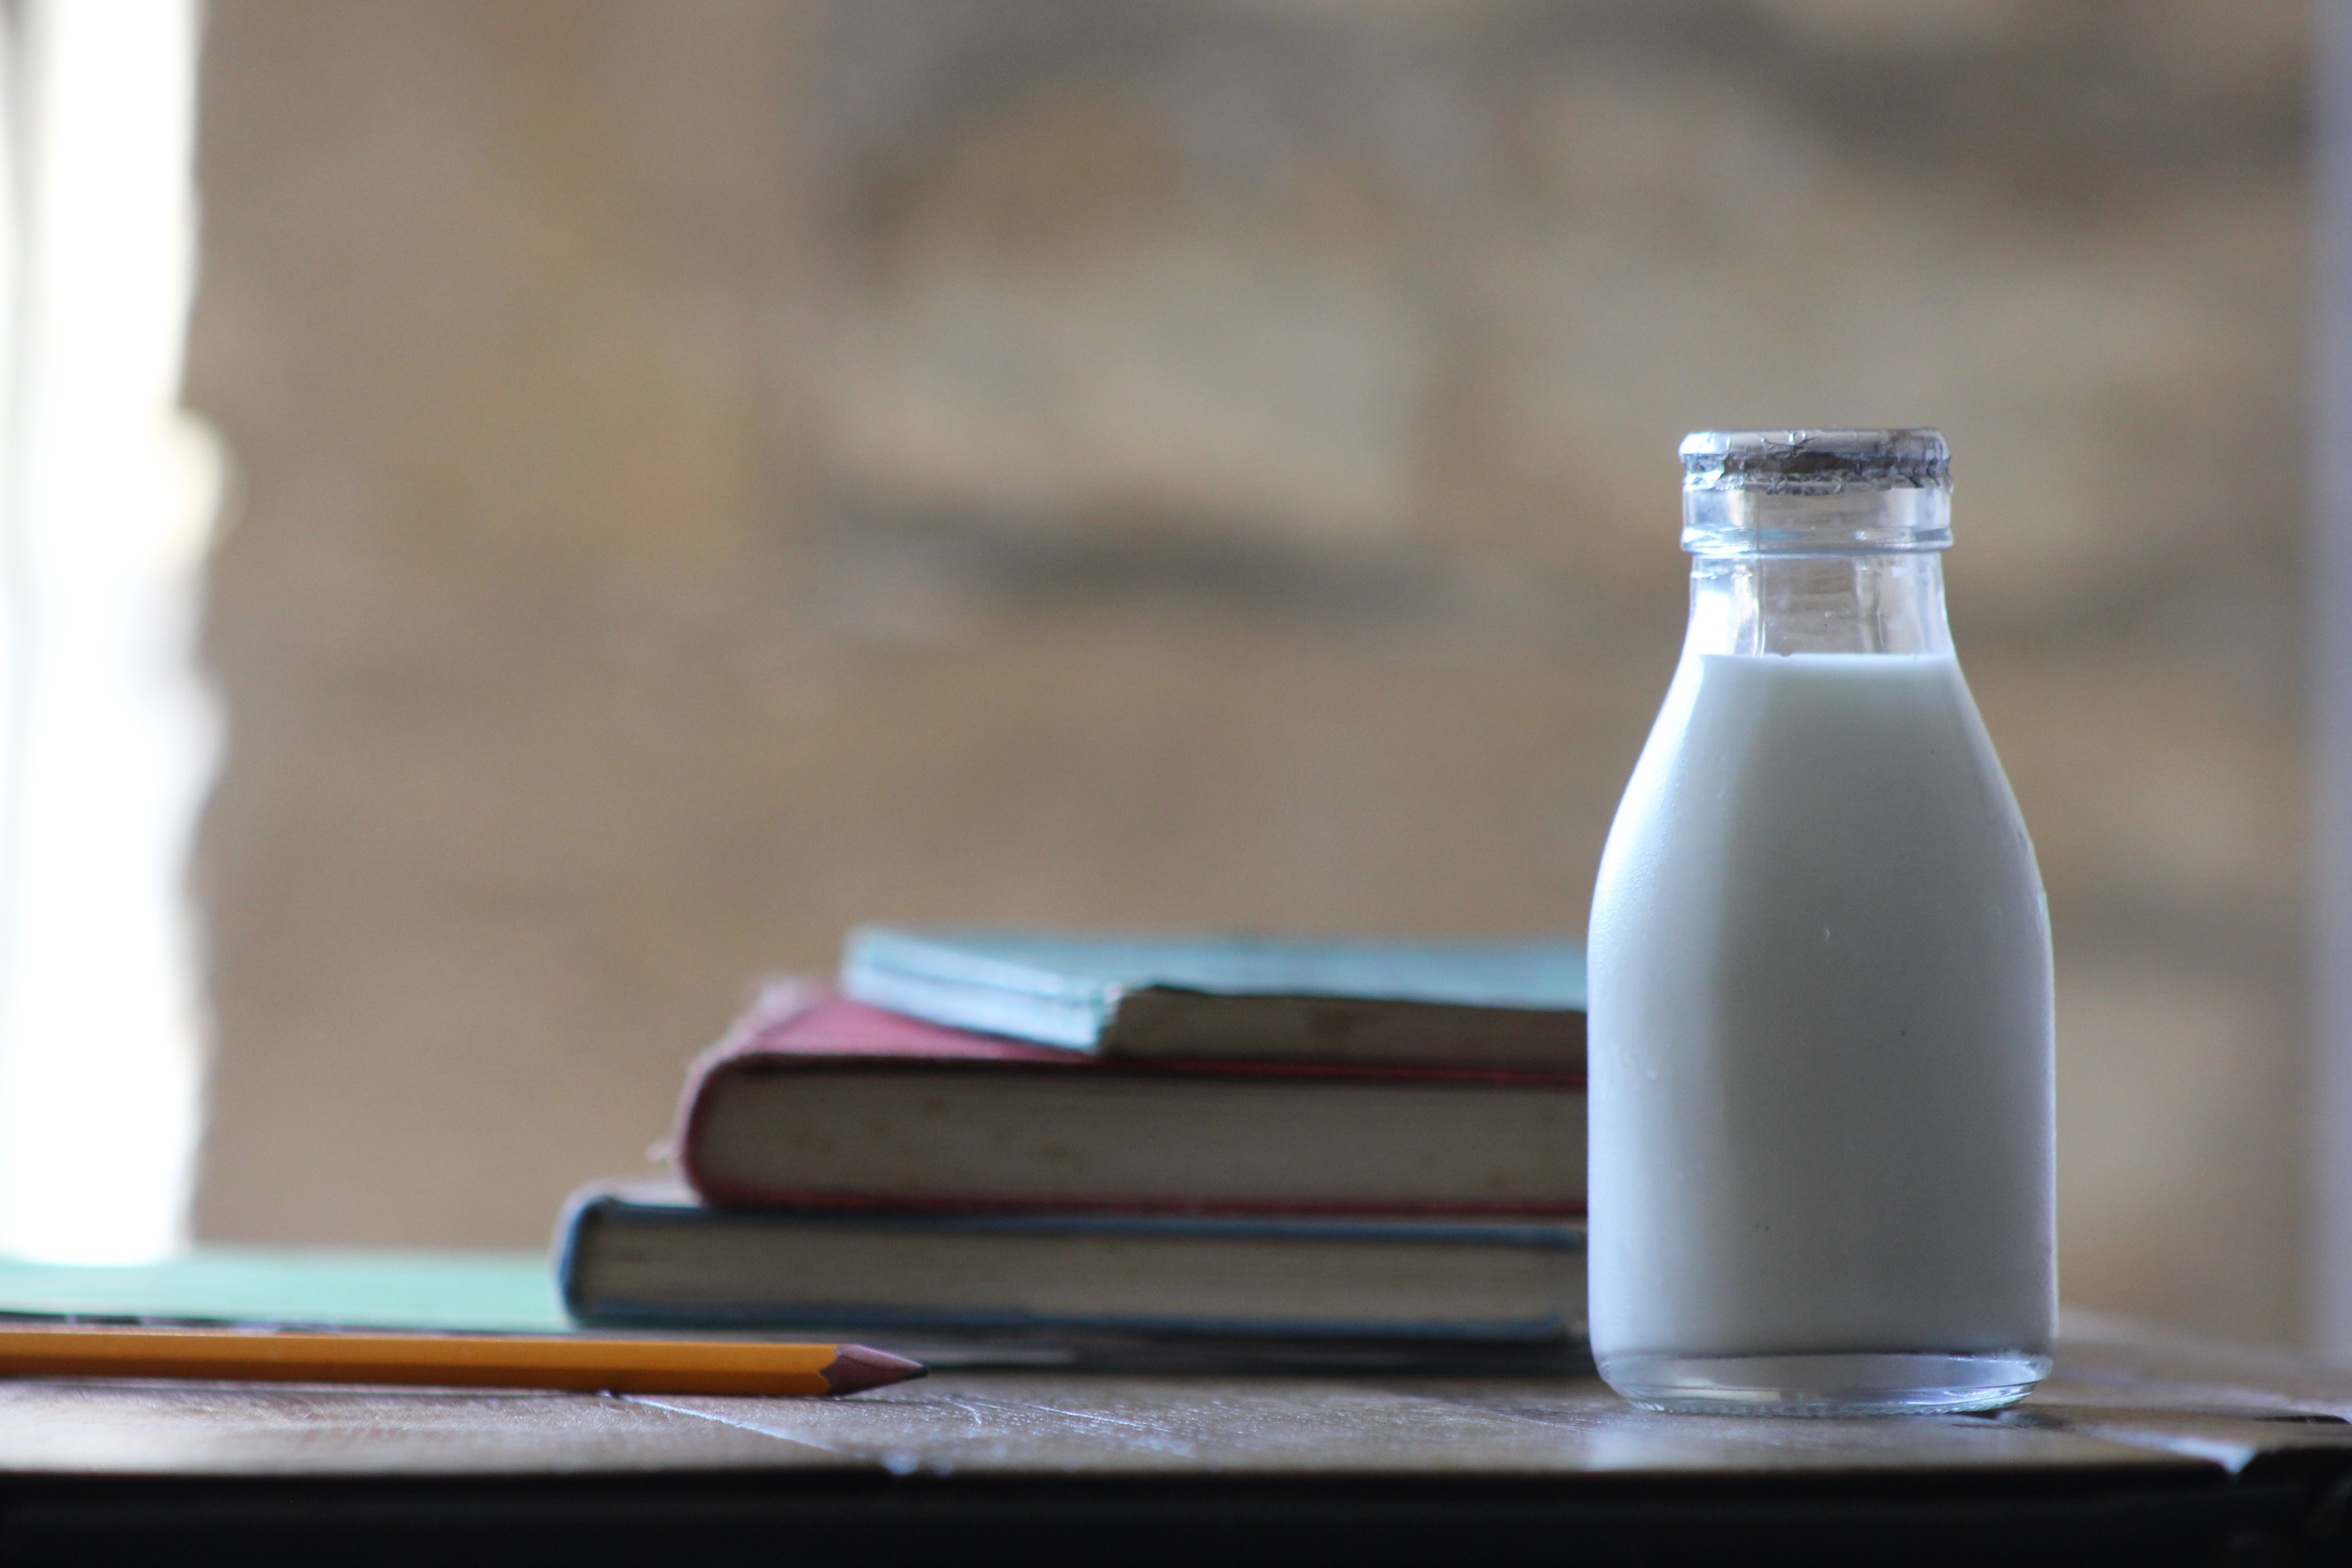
[2, 1320, 2348, 1565]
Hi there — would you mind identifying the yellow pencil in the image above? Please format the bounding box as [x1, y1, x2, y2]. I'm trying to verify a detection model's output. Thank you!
[0, 1324, 924, 1396]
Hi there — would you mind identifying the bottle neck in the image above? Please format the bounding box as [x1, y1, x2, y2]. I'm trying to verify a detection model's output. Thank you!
[1683, 553, 1954, 657]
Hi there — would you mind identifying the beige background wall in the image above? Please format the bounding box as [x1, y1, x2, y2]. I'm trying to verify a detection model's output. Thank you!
[186, 1, 2310, 1343]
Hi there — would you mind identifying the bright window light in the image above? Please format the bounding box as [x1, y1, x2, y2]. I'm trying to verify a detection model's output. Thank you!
[0, 0, 218, 1263]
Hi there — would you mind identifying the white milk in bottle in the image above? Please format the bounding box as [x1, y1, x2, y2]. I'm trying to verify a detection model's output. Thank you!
[1588, 430, 2053, 1416]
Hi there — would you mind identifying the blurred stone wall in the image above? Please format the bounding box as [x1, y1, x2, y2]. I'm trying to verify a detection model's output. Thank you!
[186, 0, 2310, 1343]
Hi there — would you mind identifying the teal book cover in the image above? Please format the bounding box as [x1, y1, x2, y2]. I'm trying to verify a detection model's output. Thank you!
[838, 926, 1586, 1061]
[0, 1249, 566, 1333]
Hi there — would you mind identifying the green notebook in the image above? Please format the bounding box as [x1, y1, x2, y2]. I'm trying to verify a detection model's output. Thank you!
[0, 1248, 566, 1332]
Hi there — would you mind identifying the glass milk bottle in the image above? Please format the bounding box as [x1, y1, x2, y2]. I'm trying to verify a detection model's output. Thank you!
[1587, 429, 2053, 1416]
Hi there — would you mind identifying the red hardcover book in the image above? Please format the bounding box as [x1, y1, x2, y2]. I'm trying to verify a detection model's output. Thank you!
[675, 980, 1585, 1217]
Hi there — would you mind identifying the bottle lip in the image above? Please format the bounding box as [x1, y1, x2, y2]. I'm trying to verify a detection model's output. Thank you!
[1681, 428, 1950, 494]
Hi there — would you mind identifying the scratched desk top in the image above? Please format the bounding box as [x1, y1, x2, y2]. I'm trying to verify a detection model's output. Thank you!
[6, 1320, 2352, 1565]
[0, 1316, 2342, 1484]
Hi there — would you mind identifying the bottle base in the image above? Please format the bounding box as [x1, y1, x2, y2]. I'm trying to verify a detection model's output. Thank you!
[1597, 1349, 2050, 1417]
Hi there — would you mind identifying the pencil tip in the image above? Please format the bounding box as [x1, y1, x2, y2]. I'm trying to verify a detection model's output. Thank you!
[822, 1344, 926, 1395]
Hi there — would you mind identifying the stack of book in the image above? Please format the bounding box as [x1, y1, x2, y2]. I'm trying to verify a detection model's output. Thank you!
[556, 927, 1588, 1365]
